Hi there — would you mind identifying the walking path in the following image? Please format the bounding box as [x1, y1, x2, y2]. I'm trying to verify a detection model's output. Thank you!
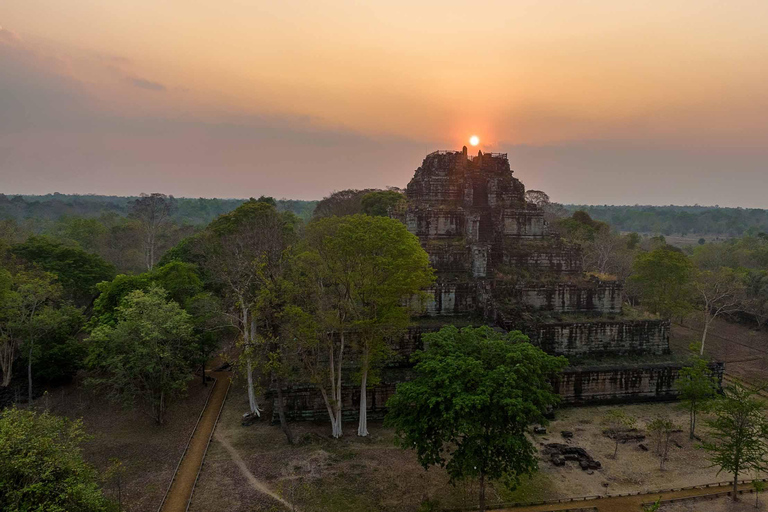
[158, 369, 230, 512]
[499, 481, 760, 512]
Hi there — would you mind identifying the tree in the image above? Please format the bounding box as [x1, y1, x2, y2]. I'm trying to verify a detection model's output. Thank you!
[754, 479, 765, 509]
[647, 416, 675, 470]
[0, 408, 111, 512]
[86, 286, 197, 424]
[701, 383, 768, 501]
[602, 409, 637, 459]
[694, 267, 745, 356]
[312, 188, 378, 218]
[385, 326, 567, 512]
[129, 193, 176, 270]
[630, 247, 695, 319]
[360, 190, 406, 217]
[525, 190, 550, 208]
[300, 215, 434, 437]
[676, 352, 719, 439]
[0, 269, 63, 401]
[11, 236, 115, 306]
[743, 270, 768, 330]
[201, 199, 298, 418]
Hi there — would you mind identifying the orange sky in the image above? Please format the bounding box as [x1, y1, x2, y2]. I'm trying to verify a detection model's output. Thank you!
[2, 1, 767, 206]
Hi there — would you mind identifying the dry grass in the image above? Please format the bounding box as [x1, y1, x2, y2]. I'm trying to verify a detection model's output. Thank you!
[34, 375, 210, 512]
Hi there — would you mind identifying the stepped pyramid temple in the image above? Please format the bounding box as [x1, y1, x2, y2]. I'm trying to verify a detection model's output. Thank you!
[278, 148, 723, 421]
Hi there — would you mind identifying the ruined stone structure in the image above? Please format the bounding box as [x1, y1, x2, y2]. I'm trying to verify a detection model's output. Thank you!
[395, 147, 669, 357]
[275, 149, 710, 422]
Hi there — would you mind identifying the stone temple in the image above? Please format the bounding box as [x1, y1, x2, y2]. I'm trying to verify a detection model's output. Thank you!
[277, 148, 723, 421]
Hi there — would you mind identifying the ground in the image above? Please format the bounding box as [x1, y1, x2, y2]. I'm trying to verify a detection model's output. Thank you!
[186, 316, 768, 512]
[34, 375, 211, 512]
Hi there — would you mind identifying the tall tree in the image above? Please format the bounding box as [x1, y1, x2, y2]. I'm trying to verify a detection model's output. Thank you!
[694, 267, 745, 355]
[300, 215, 434, 437]
[676, 352, 719, 439]
[630, 247, 695, 319]
[0, 270, 63, 402]
[11, 236, 115, 306]
[701, 383, 768, 501]
[360, 190, 405, 217]
[201, 199, 297, 418]
[0, 408, 111, 512]
[386, 326, 567, 512]
[129, 193, 176, 270]
[86, 286, 197, 424]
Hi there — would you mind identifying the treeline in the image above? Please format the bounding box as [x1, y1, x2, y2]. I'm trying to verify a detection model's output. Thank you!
[3, 193, 317, 224]
[0, 194, 318, 274]
[563, 204, 768, 236]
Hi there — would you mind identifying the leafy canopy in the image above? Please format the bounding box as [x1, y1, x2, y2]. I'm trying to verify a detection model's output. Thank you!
[386, 326, 567, 490]
[0, 408, 111, 512]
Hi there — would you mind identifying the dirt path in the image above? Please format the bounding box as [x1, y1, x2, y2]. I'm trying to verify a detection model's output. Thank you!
[159, 370, 230, 512]
[214, 431, 298, 511]
[501, 482, 759, 512]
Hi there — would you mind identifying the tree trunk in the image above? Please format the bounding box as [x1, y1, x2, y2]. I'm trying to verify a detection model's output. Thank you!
[246, 355, 260, 416]
[275, 377, 294, 445]
[691, 407, 696, 440]
[158, 390, 165, 425]
[27, 341, 33, 404]
[0, 341, 15, 387]
[357, 348, 369, 437]
[700, 314, 711, 356]
[332, 331, 345, 438]
[733, 471, 739, 501]
[478, 472, 486, 512]
[613, 438, 619, 459]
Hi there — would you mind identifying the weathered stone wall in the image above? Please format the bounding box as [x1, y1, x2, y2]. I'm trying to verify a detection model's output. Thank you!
[272, 362, 725, 422]
[553, 362, 725, 405]
[501, 208, 548, 237]
[533, 320, 670, 357]
[423, 281, 477, 316]
[518, 282, 623, 314]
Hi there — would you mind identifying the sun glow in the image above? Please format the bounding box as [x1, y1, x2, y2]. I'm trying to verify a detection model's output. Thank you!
[469, 135, 480, 146]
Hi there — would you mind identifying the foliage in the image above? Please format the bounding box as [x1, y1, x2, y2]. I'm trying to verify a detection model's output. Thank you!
[564, 204, 768, 237]
[647, 416, 676, 470]
[630, 247, 695, 318]
[700, 383, 768, 500]
[386, 326, 567, 512]
[360, 190, 406, 217]
[11, 236, 115, 306]
[676, 351, 719, 439]
[300, 214, 434, 437]
[312, 189, 379, 218]
[0, 407, 111, 512]
[86, 286, 197, 424]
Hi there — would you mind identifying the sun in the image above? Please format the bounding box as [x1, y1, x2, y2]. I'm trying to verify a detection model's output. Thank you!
[469, 135, 480, 146]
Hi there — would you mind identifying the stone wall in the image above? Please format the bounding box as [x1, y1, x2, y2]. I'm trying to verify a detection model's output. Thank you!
[272, 362, 725, 422]
[553, 362, 725, 405]
[518, 282, 623, 314]
[533, 320, 670, 357]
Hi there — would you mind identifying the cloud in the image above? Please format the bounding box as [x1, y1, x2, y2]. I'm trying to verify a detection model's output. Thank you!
[0, 26, 20, 45]
[127, 77, 166, 92]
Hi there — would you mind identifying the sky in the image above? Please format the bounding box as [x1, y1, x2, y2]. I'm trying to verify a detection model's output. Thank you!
[1, 1, 767, 207]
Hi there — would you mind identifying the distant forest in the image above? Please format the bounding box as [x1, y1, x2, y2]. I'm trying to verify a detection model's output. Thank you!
[3, 194, 767, 240]
[2, 193, 317, 225]
[564, 204, 768, 237]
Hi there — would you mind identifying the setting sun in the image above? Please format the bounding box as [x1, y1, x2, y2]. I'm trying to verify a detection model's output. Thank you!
[469, 135, 479, 146]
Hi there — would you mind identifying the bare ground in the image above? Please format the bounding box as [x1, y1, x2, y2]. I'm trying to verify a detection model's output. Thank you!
[34, 375, 211, 512]
[660, 495, 768, 511]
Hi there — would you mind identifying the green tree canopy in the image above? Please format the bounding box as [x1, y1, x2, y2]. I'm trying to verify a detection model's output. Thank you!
[385, 326, 567, 512]
[630, 246, 695, 318]
[86, 286, 197, 424]
[0, 408, 111, 512]
[11, 236, 115, 306]
[360, 190, 406, 217]
[701, 383, 768, 500]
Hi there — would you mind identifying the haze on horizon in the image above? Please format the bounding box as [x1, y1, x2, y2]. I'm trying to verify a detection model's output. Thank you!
[1, 1, 767, 208]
